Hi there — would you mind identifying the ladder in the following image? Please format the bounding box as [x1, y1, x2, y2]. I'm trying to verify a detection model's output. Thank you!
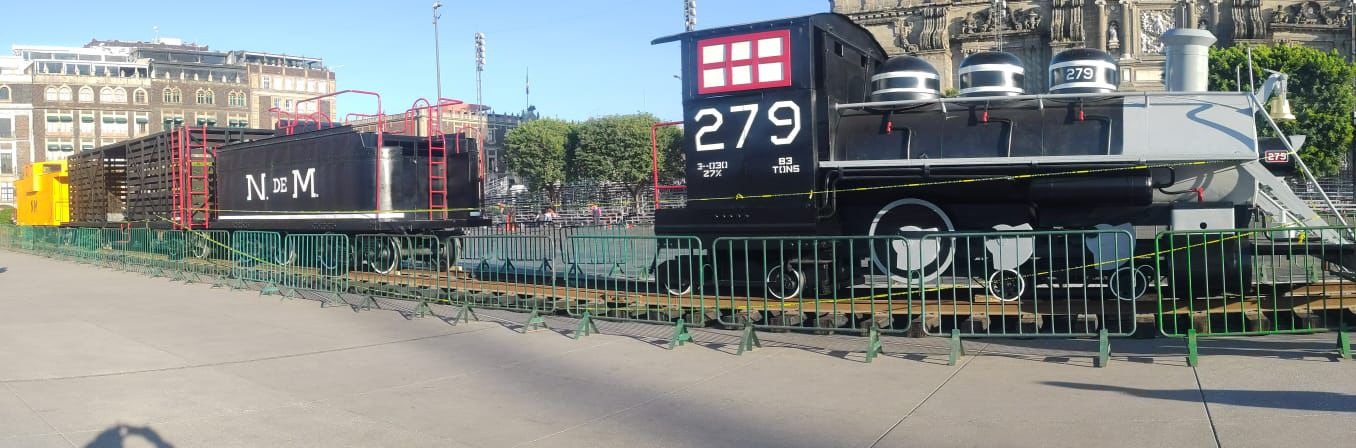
[169, 129, 184, 226]
[427, 111, 449, 220]
[171, 126, 214, 229]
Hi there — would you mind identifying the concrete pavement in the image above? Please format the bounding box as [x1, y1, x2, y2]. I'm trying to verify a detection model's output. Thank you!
[0, 250, 1353, 448]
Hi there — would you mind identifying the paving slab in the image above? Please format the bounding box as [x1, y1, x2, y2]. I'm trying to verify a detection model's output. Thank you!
[1191, 336, 1356, 448]
[876, 344, 1219, 448]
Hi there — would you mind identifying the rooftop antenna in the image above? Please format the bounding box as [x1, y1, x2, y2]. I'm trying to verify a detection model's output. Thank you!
[991, 0, 1007, 51]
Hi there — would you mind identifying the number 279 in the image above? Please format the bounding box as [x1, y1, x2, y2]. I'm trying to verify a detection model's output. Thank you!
[693, 101, 802, 152]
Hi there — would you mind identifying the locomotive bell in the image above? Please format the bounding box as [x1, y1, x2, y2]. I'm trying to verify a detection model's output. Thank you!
[958, 51, 1026, 97]
[1048, 48, 1119, 94]
[1269, 77, 1297, 121]
[870, 55, 941, 102]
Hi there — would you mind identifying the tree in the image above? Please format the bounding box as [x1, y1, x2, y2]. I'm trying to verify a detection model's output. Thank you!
[503, 118, 573, 202]
[573, 113, 677, 211]
[657, 124, 684, 183]
[1209, 44, 1356, 177]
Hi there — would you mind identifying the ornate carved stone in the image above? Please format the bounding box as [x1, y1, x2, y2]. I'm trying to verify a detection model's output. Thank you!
[1108, 19, 1122, 51]
[956, 6, 1042, 36]
[892, 16, 921, 52]
[1051, 0, 1087, 42]
[1140, 9, 1176, 54]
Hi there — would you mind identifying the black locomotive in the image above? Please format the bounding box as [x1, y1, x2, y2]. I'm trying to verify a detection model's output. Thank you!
[651, 14, 1305, 301]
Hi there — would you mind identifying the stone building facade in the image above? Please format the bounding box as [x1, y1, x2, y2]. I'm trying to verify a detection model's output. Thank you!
[832, 0, 1356, 92]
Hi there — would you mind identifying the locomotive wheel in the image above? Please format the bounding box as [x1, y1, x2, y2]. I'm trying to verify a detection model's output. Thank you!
[191, 237, 213, 259]
[985, 269, 1025, 302]
[362, 237, 401, 275]
[1108, 266, 1149, 301]
[438, 237, 462, 271]
[765, 264, 806, 301]
[867, 198, 955, 285]
[655, 259, 694, 296]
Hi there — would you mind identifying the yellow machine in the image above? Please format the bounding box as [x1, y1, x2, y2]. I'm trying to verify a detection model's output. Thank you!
[14, 160, 70, 226]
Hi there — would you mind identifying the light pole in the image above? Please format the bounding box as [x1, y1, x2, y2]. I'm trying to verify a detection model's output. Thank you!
[433, 2, 444, 104]
[684, 0, 696, 32]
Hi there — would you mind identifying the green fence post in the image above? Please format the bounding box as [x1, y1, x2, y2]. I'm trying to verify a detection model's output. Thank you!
[948, 328, 964, 366]
[1187, 328, 1199, 367]
[865, 323, 883, 363]
[1338, 327, 1351, 360]
[573, 311, 598, 340]
[736, 321, 761, 355]
[524, 310, 548, 333]
[668, 318, 692, 349]
[454, 303, 479, 323]
[1097, 328, 1111, 368]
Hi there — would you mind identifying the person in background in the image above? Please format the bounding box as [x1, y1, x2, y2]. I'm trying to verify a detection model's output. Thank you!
[541, 206, 558, 223]
[589, 203, 603, 225]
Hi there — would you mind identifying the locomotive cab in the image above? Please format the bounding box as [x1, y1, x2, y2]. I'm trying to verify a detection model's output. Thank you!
[652, 13, 888, 241]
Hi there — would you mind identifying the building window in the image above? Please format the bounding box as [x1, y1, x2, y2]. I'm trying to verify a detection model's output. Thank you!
[102, 111, 129, 137]
[133, 88, 148, 104]
[59, 86, 72, 101]
[0, 142, 14, 175]
[99, 87, 127, 104]
[45, 86, 58, 101]
[134, 112, 150, 135]
[0, 117, 11, 138]
[78, 86, 94, 103]
[163, 88, 181, 104]
[99, 87, 115, 103]
[195, 89, 214, 105]
[80, 138, 95, 151]
[227, 91, 246, 107]
[0, 185, 13, 204]
[227, 114, 249, 128]
[45, 111, 74, 134]
[195, 113, 217, 126]
[0, 85, 9, 102]
[261, 75, 271, 90]
[44, 138, 74, 159]
[80, 110, 95, 135]
[161, 111, 184, 130]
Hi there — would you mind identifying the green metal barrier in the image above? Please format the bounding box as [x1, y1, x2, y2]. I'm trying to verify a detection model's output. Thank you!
[919, 228, 1140, 366]
[231, 231, 286, 292]
[352, 234, 446, 313]
[448, 235, 558, 330]
[278, 233, 350, 304]
[1155, 225, 1356, 365]
[96, 228, 128, 269]
[176, 230, 233, 284]
[712, 236, 911, 361]
[561, 235, 705, 347]
[72, 228, 101, 264]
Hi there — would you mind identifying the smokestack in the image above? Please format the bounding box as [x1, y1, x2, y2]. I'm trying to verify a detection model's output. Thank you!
[1162, 28, 1216, 92]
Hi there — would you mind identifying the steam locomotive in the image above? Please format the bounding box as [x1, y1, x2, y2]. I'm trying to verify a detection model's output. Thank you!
[651, 13, 1325, 301]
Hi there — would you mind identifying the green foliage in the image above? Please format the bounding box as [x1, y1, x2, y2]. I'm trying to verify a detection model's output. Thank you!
[0, 207, 13, 226]
[502, 113, 683, 209]
[503, 118, 574, 200]
[1208, 44, 1356, 177]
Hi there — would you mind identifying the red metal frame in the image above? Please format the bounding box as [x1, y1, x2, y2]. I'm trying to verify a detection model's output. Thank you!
[408, 97, 464, 219]
[169, 125, 214, 229]
[651, 121, 684, 210]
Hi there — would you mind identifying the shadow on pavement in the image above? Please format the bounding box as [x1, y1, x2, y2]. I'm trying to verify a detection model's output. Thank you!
[84, 424, 174, 448]
[1041, 381, 1356, 412]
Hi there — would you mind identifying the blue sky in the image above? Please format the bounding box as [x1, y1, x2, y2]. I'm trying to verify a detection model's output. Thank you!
[0, 0, 830, 121]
